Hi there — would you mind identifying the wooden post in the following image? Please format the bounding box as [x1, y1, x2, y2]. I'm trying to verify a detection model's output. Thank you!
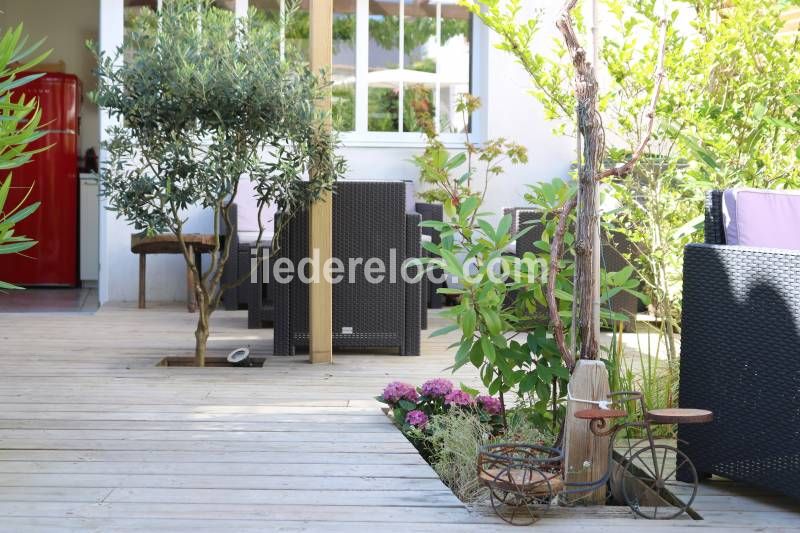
[186, 244, 196, 313]
[563, 359, 610, 504]
[308, 0, 333, 364]
[138, 254, 146, 309]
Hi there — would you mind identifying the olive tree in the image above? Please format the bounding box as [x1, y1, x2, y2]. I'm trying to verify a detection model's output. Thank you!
[93, 0, 344, 366]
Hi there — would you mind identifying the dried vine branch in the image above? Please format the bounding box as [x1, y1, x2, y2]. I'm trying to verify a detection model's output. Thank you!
[545, 1, 668, 370]
[596, 16, 668, 180]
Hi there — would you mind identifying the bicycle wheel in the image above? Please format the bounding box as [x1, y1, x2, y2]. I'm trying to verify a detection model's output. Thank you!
[621, 444, 698, 519]
[487, 465, 553, 526]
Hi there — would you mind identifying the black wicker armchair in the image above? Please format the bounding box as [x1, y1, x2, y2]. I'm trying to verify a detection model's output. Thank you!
[271, 181, 424, 356]
[678, 190, 800, 500]
[416, 202, 445, 309]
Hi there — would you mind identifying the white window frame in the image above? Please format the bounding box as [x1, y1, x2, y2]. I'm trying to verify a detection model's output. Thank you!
[342, 0, 485, 148]
[121, 0, 485, 148]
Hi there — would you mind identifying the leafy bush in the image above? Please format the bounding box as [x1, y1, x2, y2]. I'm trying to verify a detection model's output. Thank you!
[0, 25, 50, 290]
[421, 182, 646, 433]
[411, 94, 527, 203]
[407, 408, 553, 503]
[377, 378, 504, 435]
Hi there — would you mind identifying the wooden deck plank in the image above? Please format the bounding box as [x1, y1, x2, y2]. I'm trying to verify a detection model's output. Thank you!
[0, 304, 798, 530]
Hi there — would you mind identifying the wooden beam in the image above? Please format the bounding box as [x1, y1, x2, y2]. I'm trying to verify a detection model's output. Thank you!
[308, 0, 334, 365]
[563, 360, 611, 505]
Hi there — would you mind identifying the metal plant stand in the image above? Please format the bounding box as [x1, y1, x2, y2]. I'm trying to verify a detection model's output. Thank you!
[478, 391, 712, 525]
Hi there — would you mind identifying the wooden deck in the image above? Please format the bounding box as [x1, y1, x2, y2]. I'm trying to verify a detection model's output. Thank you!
[0, 303, 797, 531]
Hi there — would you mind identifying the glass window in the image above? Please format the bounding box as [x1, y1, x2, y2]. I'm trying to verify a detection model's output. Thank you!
[368, 0, 400, 132]
[132, 0, 473, 138]
[364, 0, 472, 135]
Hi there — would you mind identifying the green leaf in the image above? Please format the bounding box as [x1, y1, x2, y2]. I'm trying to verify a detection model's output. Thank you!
[453, 339, 473, 372]
[445, 151, 467, 170]
[429, 323, 460, 338]
[0, 239, 36, 255]
[469, 342, 484, 368]
[0, 174, 10, 212]
[461, 308, 477, 337]
[3, 201, 39, 225]
[460, 383, 480, 396]
[0, 280, 22, 290]
[480, 309, 502, 336]
[496, 213, 513, 240]
[398, 399, 417, 411]
[480, 336, 496, 364]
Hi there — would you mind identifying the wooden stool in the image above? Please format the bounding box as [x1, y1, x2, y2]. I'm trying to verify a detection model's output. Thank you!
[645, 408, 713, 424]
[574, 408, 628, 420]
[131, 233, 216, 312]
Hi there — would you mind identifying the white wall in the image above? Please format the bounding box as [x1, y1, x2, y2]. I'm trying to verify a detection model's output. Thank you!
[98, 0, 575, 303]
[0, 0, 100, 156]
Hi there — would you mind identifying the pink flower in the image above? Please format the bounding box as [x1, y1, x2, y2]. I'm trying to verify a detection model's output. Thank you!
[444, 389, 475, 407]
[382, 381, 419, 405]
[405, 410, 429, 429]
[421, 378, 454, 399]
[477, 395, 502, 415]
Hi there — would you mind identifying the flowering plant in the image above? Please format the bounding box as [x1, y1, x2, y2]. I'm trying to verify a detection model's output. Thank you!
[377, 378, 503, 434]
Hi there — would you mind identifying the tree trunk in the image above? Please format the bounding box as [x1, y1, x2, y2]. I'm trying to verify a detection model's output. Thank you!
[574, 85, 603, 361]
[194, 301, 210, 367]
[192, 269, 211, 367]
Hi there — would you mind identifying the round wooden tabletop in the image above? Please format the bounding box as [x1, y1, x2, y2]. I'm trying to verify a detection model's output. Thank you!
[574, 408, 628, 420]
[646, 408, 713, 424]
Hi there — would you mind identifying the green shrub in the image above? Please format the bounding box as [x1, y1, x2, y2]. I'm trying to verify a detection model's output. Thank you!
[409, 408, 554, 503]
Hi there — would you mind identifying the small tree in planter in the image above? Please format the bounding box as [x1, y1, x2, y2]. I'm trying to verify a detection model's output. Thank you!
[93, 0, 344, 366]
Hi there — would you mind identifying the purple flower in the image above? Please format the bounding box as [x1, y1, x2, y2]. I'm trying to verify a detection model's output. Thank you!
[421, 378, 454, 399]
[444, 389, 475, 407]
[382, 381, 419, 405]
[405, 409, 429, 429]
[477, 395, 502, 415]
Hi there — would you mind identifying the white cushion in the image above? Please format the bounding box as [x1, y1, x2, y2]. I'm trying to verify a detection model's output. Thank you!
[234, 178, 277, 233]
[238, 231, 273, 246]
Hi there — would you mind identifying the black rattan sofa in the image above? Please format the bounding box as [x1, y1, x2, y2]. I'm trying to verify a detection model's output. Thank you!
[678, 190, 800, 500]
[270, 180, 424, 356]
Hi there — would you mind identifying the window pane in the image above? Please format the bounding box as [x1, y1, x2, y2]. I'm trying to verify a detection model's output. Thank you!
[332, 4, 356, 131]
[368, 0, 401, 132]
[402, 1, 436, 133]
[250, 0, 355, 132]
[439, 3, 471, 133]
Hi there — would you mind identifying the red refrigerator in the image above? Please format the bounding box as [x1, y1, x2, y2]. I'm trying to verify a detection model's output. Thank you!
[0, 72, 81, 286]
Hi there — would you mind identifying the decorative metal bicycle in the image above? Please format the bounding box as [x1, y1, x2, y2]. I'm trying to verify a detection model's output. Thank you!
[478, 391, 713, 525]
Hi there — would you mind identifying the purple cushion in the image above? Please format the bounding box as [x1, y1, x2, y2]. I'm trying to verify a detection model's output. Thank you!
[723, 188, 800, 249]
[234, 178, 277, 236]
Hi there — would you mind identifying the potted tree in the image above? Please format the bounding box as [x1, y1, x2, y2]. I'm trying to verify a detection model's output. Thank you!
[93, 0, 344, 366]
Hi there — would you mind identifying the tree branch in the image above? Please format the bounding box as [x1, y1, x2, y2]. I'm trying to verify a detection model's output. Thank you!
[545, 194, 578, 370]
[595, 14, 668, 180]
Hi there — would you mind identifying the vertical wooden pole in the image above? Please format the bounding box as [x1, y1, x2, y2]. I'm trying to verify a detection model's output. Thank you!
[564, 359, 610, 504]
[308, 0, 333, 364]
[138, 254, 146, 309]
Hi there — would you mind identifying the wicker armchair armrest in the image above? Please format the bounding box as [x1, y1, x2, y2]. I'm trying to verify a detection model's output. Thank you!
[415, 202, 443, 245]
[404, 212, 423, 355]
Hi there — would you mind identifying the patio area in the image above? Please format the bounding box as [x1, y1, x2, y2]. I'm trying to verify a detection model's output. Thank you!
[0, 304, 797, 531]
